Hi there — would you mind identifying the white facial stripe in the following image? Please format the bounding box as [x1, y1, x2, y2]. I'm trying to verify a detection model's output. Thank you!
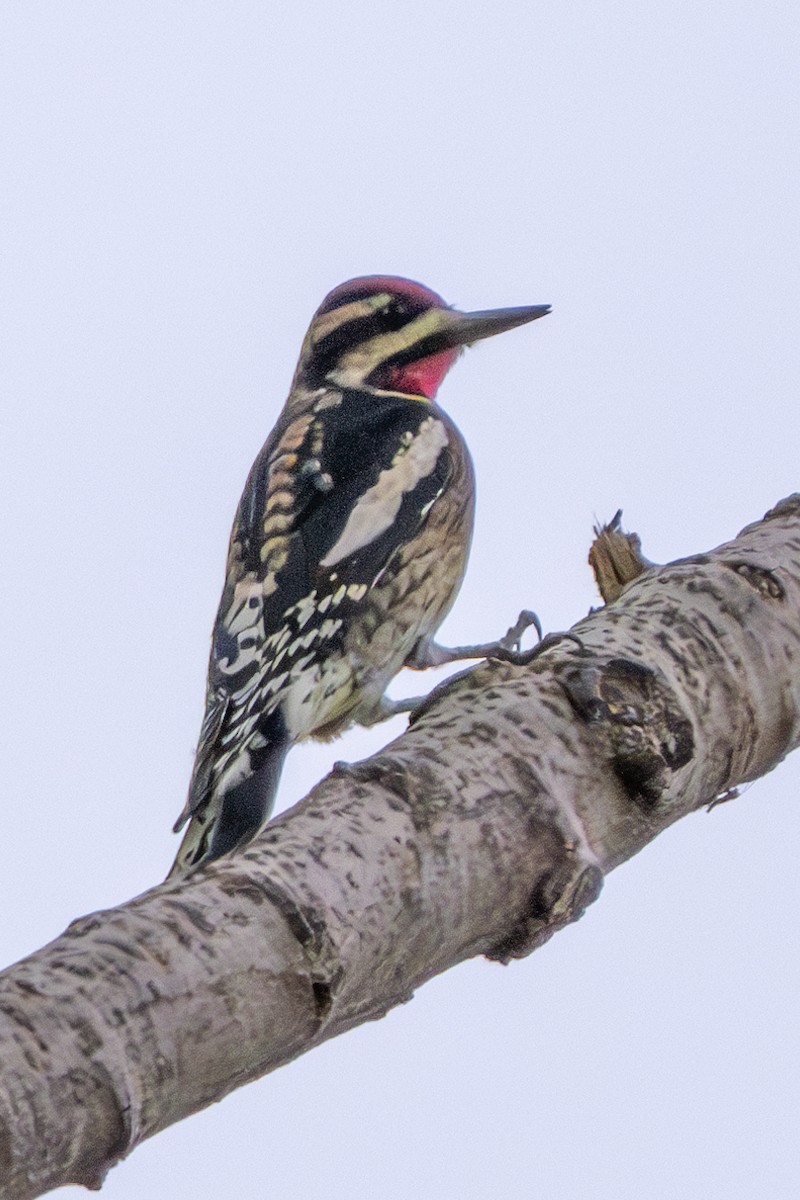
[320, 417, 448, 569]
[310, 294, 392, 345]
[330, 307, 449, 387]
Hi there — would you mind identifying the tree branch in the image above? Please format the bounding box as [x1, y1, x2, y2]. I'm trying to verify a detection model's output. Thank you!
[2, 496, 800, 1199]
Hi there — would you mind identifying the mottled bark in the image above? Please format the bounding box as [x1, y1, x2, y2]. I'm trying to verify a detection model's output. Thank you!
[3, 496, 800, 1199]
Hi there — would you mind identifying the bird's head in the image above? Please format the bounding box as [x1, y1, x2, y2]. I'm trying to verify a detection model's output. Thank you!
[295, 275, 550, 400]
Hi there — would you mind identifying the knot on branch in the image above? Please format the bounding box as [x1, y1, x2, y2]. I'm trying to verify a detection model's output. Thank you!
[487, 855, 604, 964]
[333, 754, 451, 833]
[559, 657, 694, 809]
[215, 872, 343, 1023]
[723, 560, 786, 600]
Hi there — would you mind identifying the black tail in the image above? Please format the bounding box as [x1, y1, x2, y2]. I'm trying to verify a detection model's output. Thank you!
[167, 736, 289, 878]
[206, 746, 288, 861]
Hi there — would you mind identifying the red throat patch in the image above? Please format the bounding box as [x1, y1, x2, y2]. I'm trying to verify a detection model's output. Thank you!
[382, 347, 460, 399]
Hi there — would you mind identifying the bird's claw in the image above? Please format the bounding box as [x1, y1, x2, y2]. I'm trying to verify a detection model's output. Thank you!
[497, 609, 543, 654]
[407, 610, 552, 670]
[491, 627, 584, 666]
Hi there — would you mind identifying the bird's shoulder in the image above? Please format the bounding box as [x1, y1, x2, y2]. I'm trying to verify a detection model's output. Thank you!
[229, 385, 459, 578]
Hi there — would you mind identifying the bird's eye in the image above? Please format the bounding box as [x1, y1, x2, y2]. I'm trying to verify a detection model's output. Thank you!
[378, 300, 411, 331]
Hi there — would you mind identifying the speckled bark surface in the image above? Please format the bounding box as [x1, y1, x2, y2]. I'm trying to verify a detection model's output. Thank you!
[2, 496, 800, 1199]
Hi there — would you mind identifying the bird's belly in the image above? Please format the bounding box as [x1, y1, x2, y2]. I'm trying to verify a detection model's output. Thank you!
[310, 537, 470, 739]
[297, 480, 473, 743]
[279, 653, 357, 742]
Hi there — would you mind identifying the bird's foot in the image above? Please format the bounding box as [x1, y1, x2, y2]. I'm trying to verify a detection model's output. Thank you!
[358, 692, 428, 727]
[490, 629, 584, 666]
[407, 610, 543, 669]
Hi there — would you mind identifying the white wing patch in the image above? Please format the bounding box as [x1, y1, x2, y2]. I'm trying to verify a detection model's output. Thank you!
[321, 416, 449, 568]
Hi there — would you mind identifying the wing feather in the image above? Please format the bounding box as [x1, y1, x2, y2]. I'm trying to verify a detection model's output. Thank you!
[185, 387, 455, 817]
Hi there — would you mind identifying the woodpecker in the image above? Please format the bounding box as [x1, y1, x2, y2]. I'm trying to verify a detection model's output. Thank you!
[169, 276, 549, 876]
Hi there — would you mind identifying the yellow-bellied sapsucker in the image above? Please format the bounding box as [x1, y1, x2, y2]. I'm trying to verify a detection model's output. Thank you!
[169, 276, 549, 875]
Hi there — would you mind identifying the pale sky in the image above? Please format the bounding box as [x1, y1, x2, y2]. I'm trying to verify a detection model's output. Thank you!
[2, 3, 800, 1197]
